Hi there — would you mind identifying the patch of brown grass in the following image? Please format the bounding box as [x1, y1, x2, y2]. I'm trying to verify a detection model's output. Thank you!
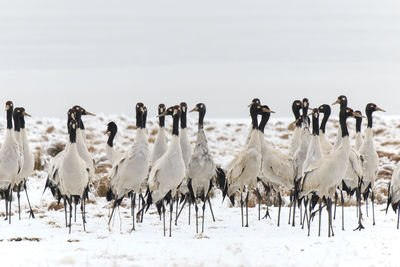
[378, 169, 393, 180]
[205, 126, 215, 131]
[88, 146, 96, 153]
[374, 129, 385, 135]
[93, 176, 110, 197]
[217, 136, 228, 141]
[150, 129, 158, 136]
[126, 125, 136, 130]
[287, 124, 295, 131]
[9, 237, 40, 242]
[34, 151, 45, 171]
[280, 134, 290, 140]
[381, 141, 400, 146]
[377, 151, 400, 163]
[276, 127, 286, 132]
[148, 137, 155, 143]
[47, 143, 65, 157]
[48, 202, 64, 211]
[46, 126, 55, 133]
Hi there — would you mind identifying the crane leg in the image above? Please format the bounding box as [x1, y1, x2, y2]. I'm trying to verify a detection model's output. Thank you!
[371, 191, 376, 226]
[17, 184, 21, 220]
[169, 198, 173, 237]
[9, 189, 12, 224]
[109, 200, 118, 226]
[397, 204, 400, 229]
[175, 197, 179, 226]
[257, 188, 261, 221]
[195, 200, 199, 233]
[341, 189, 345, 231]
[333, 191, 338, 220]
[288, 191, 293, 225]
[245, 191, 249, 227]
[162, 202, 166, 237]
[277, 192, 282, 227]
[69, 198, 72, 234]
[202, 200, 206, 233]
[208, 197, 216, 222]
[131, 193, 136, 231]
[318, 202, 322, 237]
[24, 182, 35, 219]
[240, 194, 244, 227]
[64, 197, 68, 227]
[176, 197, 188, 224]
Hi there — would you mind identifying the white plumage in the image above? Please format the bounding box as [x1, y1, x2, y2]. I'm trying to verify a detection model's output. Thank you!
[150, 104, 168, 166]
[105, 121, 123, 166]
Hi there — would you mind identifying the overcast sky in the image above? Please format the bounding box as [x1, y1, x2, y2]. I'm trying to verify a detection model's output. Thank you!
[1, 0, 399, 118]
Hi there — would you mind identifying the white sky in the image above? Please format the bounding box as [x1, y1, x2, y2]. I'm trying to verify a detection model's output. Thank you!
[1, 0, 400, 118]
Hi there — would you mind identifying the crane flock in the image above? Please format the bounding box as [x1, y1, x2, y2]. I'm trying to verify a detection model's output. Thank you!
[0, 96, 397, 237]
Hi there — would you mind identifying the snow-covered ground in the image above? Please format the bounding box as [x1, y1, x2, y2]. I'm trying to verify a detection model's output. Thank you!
[0, 113, 399, 266]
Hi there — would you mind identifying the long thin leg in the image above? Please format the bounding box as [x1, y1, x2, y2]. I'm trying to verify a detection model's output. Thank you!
[397, 204, 400, 229]
[64, 197, 68, 227]
[307, 199, 312, 236]
[74, 198, 77, 223]
[326, 198, 331, 238]
[24, 183, 35, 219]
[365, 197, 369, 217]
[257, 188, 261, 221]
[288, 191, 292, 225]
[329, 198, 335, 237]
[176, 197, 188, 224]
[292, 193, 296, 227]
[202, 201, 206, 233]
[5, 197, 8, 221]
[162, 203, 166, 237]
[169, 199, 173, 237]
[318, 202, 322, 237]
[208, 198, 215, 222]
[300, 199, 303, 226]
[140, 194, 145, 223]
[334, 191, 338, 220]
[81, 200, 86, 232]
[108, 200, 118, 225]
[302, 198, 308, 230]
[240, 194, 244, 227]
[354, 187, 364, 231]
[277, 192, 281, 227]
[188, 198, 191, 225]
[372, 191, 376, 226]
[195, 200, 199, 233]
[9, 189, 12, 224]
[245, 191, 249, 227]
[131, 193, 136, 231]
[175, 197, 179, 225]
[69, 199, 72, 234]
[341, 189, 345, 231]
[17, 185, 21, 220]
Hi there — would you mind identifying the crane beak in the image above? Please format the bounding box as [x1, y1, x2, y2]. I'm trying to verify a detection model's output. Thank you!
[332, 99, 340, 105]
[376, 107, 386, 112]
[308, 107, 313, 111]
[23, 112, 32, 117]
[157, 112, 167, 118]
[289, 117, 301, 126]
[189, 106, 198, 113]
[353, 112, 364, 118]
[85, 111, 96, 116]
[105, 131, 111, 136]
[5, 105, 10, 111]
[262, 107, 275, 113]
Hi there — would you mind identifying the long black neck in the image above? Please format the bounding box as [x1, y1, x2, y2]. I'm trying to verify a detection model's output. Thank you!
[142, 110, 147, 128]
[136, 111, 143, 129]
[250, 106, 259, 130]
[320, 113, 329, 134]
[180, 110, 187, 129]
[366, 110, 373, 128]
[6, 107, 13, 129]
[172, 114, 179, 136]
[70, 127, 77, 143]
[159, 115, 165, 128]
[356, 117, 362, 132]
[198, 110, 205, 130]
[293, 108, 301, 127]
[312, 115, 319, 136]
[259, 113, 270, 133]
[339, 110, 349, 138]
[19, 116, 25, 129]
[107, 130, 116, 147]
[13, 112, 21, 132]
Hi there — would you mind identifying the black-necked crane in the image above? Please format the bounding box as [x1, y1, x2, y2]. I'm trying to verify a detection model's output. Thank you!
[13, 107, 35, 219]
[225, 101, 263, 227]
[0, 101, 23, 224]
[359, 103, 385, 226]
[56, 119, 90, 233]
[147, 105, 186, 236]
[301, 107, 361, 237]
[185, 103, 220, 233]
[107, 103, 150, 231]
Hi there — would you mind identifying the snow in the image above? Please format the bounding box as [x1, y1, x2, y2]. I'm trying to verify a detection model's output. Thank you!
[0, 113, 399, 266]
